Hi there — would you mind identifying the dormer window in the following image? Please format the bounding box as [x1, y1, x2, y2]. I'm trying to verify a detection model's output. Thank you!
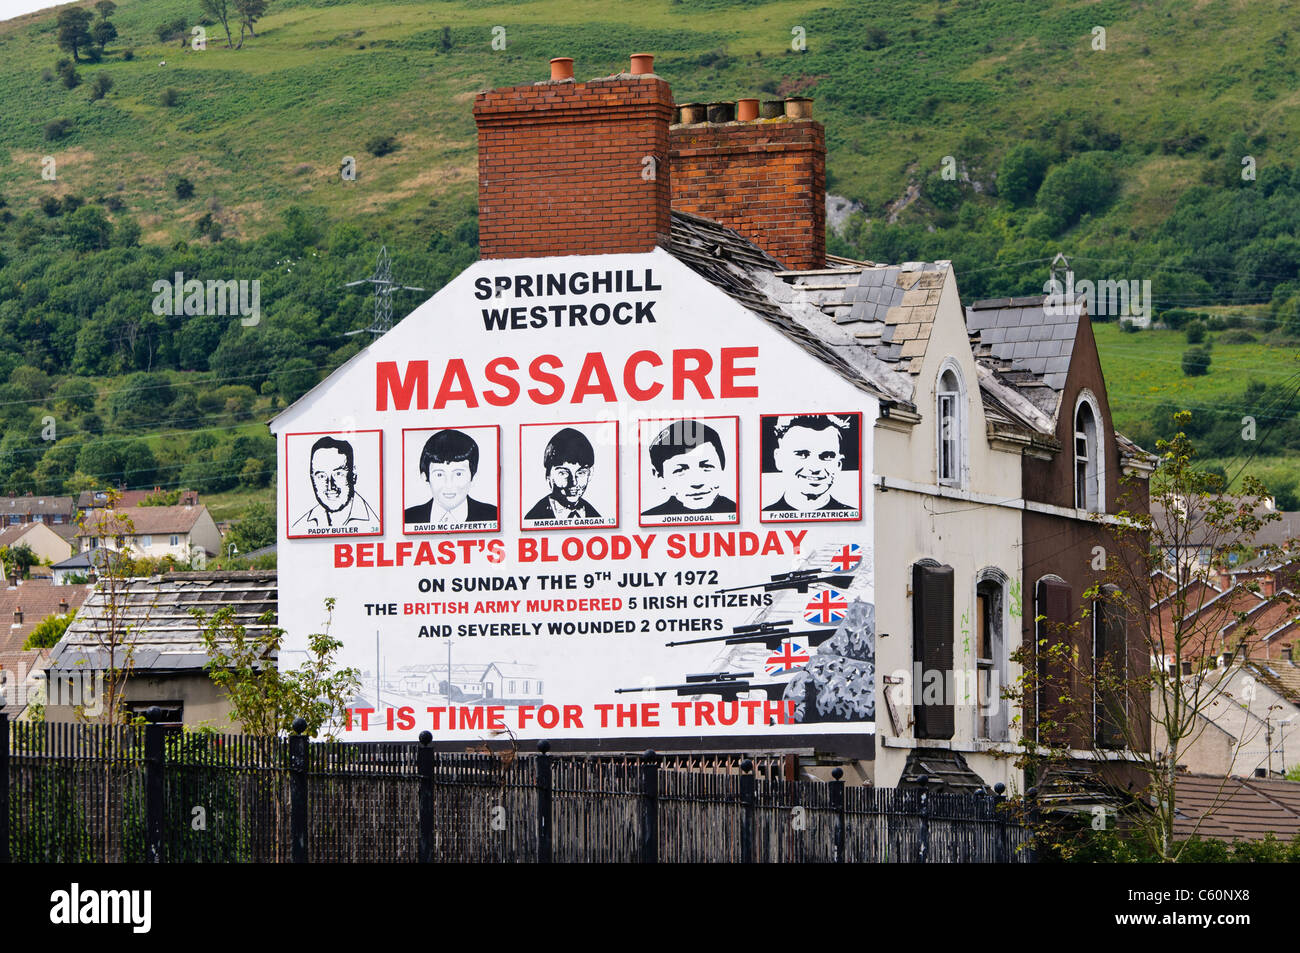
[1074, 394, 1103, 512]
[936, 363, 966, 487]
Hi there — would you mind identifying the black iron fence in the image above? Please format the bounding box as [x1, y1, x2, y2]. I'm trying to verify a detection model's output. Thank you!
[1, 714, 1032, 863]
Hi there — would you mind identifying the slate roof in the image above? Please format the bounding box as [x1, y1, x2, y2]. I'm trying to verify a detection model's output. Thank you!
[1, 495, 75, 518]
[761, 253, 1067, 444]
[965, 294, 1082, 415]
[771, 258, 950, 375]
[1174, 773, 1300, 842]
[669, 210, 911, 406]
[1151, 500, 1300, 550]
[75, 504, 210, 538]
[46, 570, 277, 675]
[0, 579, 93, 709]
[52, 548, 120, 572]
[896, 748, 991, 793]
[76, 488, 199, 509]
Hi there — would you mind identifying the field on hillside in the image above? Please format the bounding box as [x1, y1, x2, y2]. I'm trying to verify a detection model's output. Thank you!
[1096, 323, 1300, 436]
[3, 0, 1299, 250]
[2, 0, 1299, 523]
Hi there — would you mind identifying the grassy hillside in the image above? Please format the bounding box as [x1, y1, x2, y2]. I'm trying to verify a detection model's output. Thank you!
[1, 0, 1299, 517]
[3, 0, 1299, 249]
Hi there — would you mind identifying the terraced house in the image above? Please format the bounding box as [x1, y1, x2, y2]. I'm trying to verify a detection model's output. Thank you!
[269, 55, 1152, 794]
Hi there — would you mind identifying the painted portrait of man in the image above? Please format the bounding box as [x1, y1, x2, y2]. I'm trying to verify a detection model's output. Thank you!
[293, 435, 381, 531]
[762, 414, 856, 514]
[404, 428, 498, 528]
[641, 418, 737, 522]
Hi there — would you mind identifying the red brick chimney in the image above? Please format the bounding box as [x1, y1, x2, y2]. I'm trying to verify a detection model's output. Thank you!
[474, 57, 674, 259]
[670, 100, 826, 270]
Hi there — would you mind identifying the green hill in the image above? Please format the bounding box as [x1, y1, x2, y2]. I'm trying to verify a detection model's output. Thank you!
[1, 0, 1299, 518]
[4, 0, 1299, 258]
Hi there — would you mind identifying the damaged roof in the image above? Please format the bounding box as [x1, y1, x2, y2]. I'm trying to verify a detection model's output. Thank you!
[965, 294, 1081, 415]
[46, 570, 278, 675]
[669, 210, 912, 408]
[769, 257, 950, 376]
[897, 748, 991, 794]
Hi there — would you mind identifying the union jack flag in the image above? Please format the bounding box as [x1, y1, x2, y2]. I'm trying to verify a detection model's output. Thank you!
[766, 641, 810, 676]
[803, 588, 848, 626]
[828, 543, 863, 573]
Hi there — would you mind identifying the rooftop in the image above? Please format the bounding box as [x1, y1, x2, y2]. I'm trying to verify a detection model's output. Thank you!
[76, 503, 211, 538]
[1174, 773, 1300, 843]
[47, 570, 277, 675]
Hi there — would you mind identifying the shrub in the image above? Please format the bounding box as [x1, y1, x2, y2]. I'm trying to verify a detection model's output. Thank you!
[61, 68, 81, 89]
[1205, 315, 1227, 331]
[365, 134, 398, 157]
[1185, 320, 1206, 344]
[1218, 329, 1257, 344]
[89, 73, 113, 100]
[1119, 319, 1139, 333]
[1036, 153, 1119, 229]
[122, 48, 134, 61]
[43, 118, 73, 141]
[196, 212, 222, 240]
[156, 18, 187, 42]
[863, 26, 888, 50]
[997, 143, 1048, 205]
[922, 173, 964, 211]
[174, 177, 195, 200]
[41, 67, 54, 82]
[40, 195, 63, 217]
[159, 87, 178, 107]
[1182, 346, 1212, 376]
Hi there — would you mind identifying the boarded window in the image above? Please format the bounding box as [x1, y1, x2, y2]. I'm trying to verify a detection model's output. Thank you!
[913, 562, 955, 739]
[1094, 596, 1128, 749]
[1035, 578, 1073, 747]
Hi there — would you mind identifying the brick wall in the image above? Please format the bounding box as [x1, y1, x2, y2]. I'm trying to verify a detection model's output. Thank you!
[473, 77, 674, 259]
[670, 120, 826, 270]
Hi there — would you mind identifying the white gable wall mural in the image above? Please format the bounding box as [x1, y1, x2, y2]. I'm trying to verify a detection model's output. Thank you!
[271, 248, 878, 743]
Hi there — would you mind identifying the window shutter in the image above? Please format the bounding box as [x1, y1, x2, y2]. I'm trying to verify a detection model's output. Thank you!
[1095, 599, 1128, 748]
[913, 562, 955, 739]
[1035, 578, 1074, 746]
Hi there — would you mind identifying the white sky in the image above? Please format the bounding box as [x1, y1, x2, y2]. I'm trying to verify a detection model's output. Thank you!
[0, 0, 66, 23]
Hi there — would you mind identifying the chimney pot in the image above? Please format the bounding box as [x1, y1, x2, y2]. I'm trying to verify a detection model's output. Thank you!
[679, 102, 707, 124]
[13, 607, 21, 624]
[630, 53, 655, 75]
[670, 94, 826, 268]
[736, 98, 759, 121]
[784, 96, 814, 119]
[707, 101, 736, 123]
[549, 57, 574, 81]
[759, 99, 784, 119]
